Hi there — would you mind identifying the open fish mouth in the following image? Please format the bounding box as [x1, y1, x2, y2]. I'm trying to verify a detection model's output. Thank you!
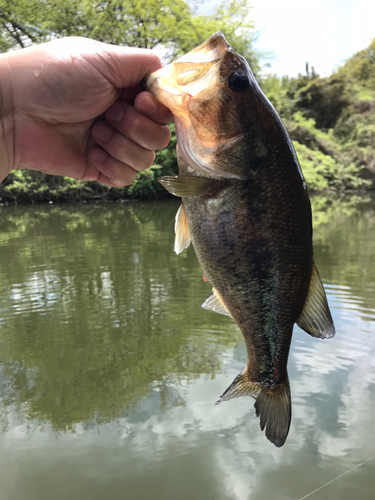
[144, 32, 254, 179]
[144, 32, 230, 117]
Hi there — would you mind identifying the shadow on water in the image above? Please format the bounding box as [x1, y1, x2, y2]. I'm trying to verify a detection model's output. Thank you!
[0, 195, 375, 500]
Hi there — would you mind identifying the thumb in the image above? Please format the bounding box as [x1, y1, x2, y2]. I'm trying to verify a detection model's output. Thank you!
[101, 45, 163, 89]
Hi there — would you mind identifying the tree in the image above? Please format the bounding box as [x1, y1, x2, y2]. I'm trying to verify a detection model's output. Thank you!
[0, 0, 260, 71]
[338, 37, 375, 89]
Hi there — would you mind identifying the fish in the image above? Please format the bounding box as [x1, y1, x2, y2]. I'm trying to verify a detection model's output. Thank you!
[143, 32, 335, 447]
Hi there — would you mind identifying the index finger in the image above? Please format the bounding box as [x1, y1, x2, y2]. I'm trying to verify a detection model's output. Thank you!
[103, 46, 163, 88]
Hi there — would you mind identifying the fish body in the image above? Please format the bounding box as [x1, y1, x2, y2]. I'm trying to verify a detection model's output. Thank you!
[144, 33, 335, 447]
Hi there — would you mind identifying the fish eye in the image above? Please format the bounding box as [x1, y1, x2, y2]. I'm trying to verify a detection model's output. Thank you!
[228, 71, 249, 93]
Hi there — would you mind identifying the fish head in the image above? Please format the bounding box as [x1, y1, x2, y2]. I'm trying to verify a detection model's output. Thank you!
[144, 32, 273, 179]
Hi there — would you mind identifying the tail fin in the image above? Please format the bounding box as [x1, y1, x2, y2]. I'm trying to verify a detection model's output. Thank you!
[254, 377, 291, 447]
[215, 372, 291, 448]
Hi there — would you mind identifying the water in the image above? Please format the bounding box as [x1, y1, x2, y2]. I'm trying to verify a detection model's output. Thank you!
[0, 195, 374, 500]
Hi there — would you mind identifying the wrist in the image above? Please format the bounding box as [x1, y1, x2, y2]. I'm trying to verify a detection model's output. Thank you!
[0, 52, 16, 183]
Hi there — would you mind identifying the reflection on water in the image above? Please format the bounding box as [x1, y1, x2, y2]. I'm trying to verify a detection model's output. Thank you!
[0, 196, 375, 500]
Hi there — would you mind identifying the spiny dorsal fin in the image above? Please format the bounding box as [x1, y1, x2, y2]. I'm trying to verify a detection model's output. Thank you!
[215, 372, 291, 448]
[202, 287, 232, 318]
[174, 204, 190, 254]
[297, 265, 335, 339]
[158, 175, 217, 197]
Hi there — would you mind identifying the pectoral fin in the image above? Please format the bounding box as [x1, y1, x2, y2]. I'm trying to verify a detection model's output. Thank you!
[297, 265, 335, 339]
[174, 204, 190, 254]
[202, 287, 232, 318]
[158, 175, 216, 197]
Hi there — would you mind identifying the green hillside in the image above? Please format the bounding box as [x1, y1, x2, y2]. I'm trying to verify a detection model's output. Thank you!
[261, 39, 375, 192]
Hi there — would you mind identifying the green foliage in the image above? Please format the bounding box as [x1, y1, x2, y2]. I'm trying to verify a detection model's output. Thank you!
[260, 74, 293, 118]
[337, 38, 375, 90]
[288, 113, 370, 191]
[293, 75, 349, 129]
[294, 141, 367, 192]
[0, 0, 259, 68]
[260, 37, 375, 193]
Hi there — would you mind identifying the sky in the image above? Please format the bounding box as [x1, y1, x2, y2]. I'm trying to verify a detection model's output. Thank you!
[198, 0, 375, 77]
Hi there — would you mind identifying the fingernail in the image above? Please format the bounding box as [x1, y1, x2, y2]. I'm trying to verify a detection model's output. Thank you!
[136, 94, 157, 115]
[106, 101, 124, 123]
[90, 147, 108, 163]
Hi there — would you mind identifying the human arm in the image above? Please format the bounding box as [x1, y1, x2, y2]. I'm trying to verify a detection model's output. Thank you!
[0, 37, 172, 186]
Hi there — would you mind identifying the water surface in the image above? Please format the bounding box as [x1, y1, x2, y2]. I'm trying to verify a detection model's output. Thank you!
[0, 196, 375, 500]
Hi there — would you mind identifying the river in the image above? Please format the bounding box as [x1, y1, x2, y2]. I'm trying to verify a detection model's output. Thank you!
[0, 195, 374, 500]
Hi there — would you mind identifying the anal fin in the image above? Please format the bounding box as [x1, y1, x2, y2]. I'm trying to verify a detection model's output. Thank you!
[202, 287, 232, 318]
[174, 204, 190, 254]
[215, 371, 291, 448]
[297, 265, 335, 339]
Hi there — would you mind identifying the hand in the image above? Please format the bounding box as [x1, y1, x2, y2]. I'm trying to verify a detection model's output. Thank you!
[0, 37, 172, 186]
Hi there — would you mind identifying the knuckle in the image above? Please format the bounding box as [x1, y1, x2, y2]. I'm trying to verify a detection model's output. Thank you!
[118, 142, 129, 163]
[129, 114, 142, 142]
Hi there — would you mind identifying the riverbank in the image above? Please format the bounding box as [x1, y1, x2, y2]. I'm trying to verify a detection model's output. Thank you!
[2, 34, 375, 205]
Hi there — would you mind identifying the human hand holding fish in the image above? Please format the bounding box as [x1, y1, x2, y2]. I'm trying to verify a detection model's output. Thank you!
[144, 32, 335, 447]
[0, 37, 172, 186]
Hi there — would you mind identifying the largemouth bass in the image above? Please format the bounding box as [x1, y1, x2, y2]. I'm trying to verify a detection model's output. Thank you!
[144, 32, 335, 447]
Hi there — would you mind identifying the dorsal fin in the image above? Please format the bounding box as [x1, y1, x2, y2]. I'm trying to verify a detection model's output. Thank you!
[174, 204, 190, 254]
[202, 287, 232, 318]
[297, 265, 335, 339]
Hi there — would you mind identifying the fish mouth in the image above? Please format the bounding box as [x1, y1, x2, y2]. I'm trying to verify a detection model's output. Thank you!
[143, 32, 229, 118]
[144, 32, 249, 180]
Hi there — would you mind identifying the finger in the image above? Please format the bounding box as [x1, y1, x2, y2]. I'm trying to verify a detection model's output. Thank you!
[92, 121, 155, 171]
[105, 101, 171, 151]
[102, 46, 163, 89]
[134, 92, 173, 125]
[89, 146, 138, 187]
